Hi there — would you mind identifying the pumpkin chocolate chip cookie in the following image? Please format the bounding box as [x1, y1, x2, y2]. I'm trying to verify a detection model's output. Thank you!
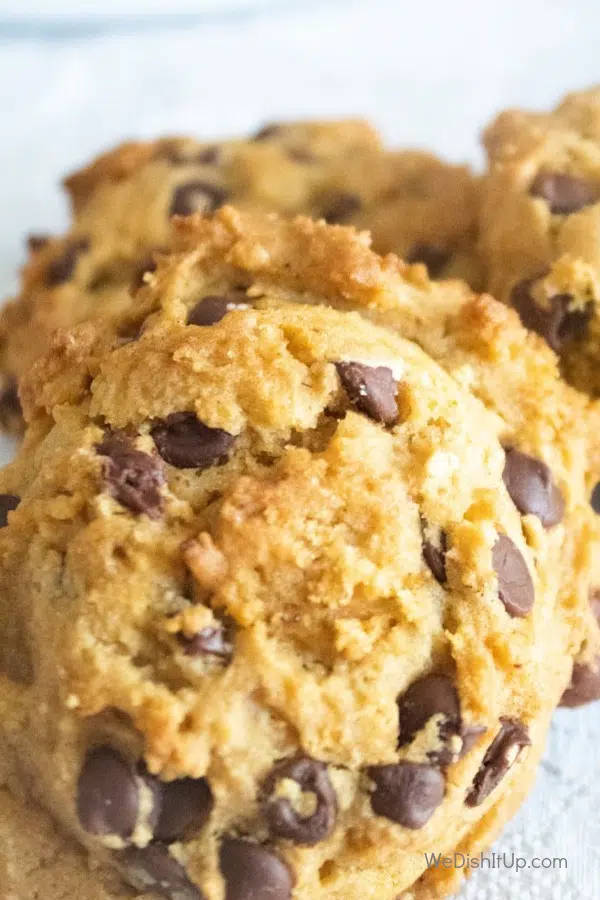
[480, 86, 600, 396]
[0, 213, 574, 900]
[0, 122, 479, 433]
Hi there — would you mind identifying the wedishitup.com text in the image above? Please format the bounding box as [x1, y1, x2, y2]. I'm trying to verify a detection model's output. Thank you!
[424, 851, 567, 871]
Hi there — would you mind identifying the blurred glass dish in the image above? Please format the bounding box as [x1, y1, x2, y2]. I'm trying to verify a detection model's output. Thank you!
[0, 0, 297, 23]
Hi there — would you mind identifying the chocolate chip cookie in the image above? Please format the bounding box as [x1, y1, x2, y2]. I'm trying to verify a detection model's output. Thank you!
[0, 122, 479, 433]
[0, 212, 575, 900]
[480, 87, 600, 395]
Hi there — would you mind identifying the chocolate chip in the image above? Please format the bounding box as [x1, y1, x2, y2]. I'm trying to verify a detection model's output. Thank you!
[590, 588, 600, 625]
[406, 243, 451, 278]
[27, 233, 50, 253]
[460, 724, 488, 755]
[45, 237, 90, 287]
[0, 494, 20, 528]
[287, 148, 315, 163]
[335, 361, 398, 425]
[153, 776, 213, 843]
[187, 294, 250, 327]
[151, 413, 236, 470]
[170, 181, 228, 217]
[422, 530, 447, 584]
[511, 279, 591, 353]
[321, 192, 362, 224]
[261, 755, 337, 845]
[77, 747, 140, 838]
[0, 377, 21, 420]
[220, 838, 294, 900]
[196, 146, 222, 165]
[530, 172, 596, 215]
[591, 483, 600, 513]
[179, 626, 233, 659]
[120, 845, 205, 900]
[253, 123, 282, 141]
[492, 535, 534, 617]
[368, 762, 445, 829]
[503, 448, 564, 527]
[559, 660, 600, 708]
[398, 675, 459, 749]
[96, 433, 165, 518]
[132, 254, 158, 291]
[466, 718, 531, 807]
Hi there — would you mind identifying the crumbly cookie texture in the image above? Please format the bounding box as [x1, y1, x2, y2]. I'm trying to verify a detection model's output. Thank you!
[0, 122, 479, 432]
[0, 212, 575, 900]
[480, 86, 600, 395]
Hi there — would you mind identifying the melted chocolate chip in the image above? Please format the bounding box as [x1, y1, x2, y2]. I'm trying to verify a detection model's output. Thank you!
[530, 172, 596, 215]
[179, 626, 233, 659]
[591, 483, 600, 514]
[466, 718, 530, 807]
[187, 294, 250, 327]
[96, 433, 165, 518]
[151, 413, 236, 470]
[0, 494, 20, 528]
[45, 237, 90, 287]
[321, 192, 362, 224]
[153, 776, 213, 843]
[406, 243, 451, 278]
[253, 124, 282, 141]
[261, 755, 337, 845]
[195, 146, 222, 165]
[77, 747, 140, 838]
[220, 838, 294, 900]
[27, 233, 50, 253]
[398, 675, 460, 754]
[335, 361, 398, 425]
[492, 535, 535, 617]
[368, 762, 445, 829]
[422, 529, 447, 584]
[170, 181, 228, 217]
[0, 377, 21, 422]
[511, 279, 591, 353]
[503, 448, 564, 527]
[121, 845, 205, 900]
[559, 659, 600, 708]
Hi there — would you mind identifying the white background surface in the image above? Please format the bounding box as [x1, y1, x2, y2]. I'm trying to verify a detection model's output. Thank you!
[1, 1, 600, 896]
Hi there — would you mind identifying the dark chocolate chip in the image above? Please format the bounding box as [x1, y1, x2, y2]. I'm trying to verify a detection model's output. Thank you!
[335, 361, 398, 425]
[466, 718, 530, 807]
[398, 674, 460, 750]
[96, 433, 165, 518]
[0, 493, 20, 528]
[368, 762, 445, 829]
[77, 746, 140, 838]
[406, 243, 451, 278]
[132, 254, 158, 291]
[45, 237, 90, 287]
[0, 377, 21, 421]
[120, 844, 205, 900]
[321, 192, 362, 224]
[559, 659, 600, 708]
[153, 776, 213, 843]
[196, 146, 222, 165]
[170, 181, 228, 217]
[151, 413, 236, 470]
[422, 530, 447, 584]
[503, 448, 564, 527]
[179, 626, 233, 659]
[492, 535, 534, 617]
[261, 755, 337, 845]
[187, 294, 250, 327]
[220, 838, 294, 900]
[459, 724, 488, 756]
[511, 279, 592, 353]
[530, 172, 596, 215]
[27, 233, 50, 253]
[253, 123, 282, 141]
[591, 483, 600, 514]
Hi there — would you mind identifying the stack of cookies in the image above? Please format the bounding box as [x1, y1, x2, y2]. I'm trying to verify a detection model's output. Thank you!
[0, 91, 599, 900]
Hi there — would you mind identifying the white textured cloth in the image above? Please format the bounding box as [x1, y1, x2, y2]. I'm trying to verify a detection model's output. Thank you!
[1, 2, 599, 896]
